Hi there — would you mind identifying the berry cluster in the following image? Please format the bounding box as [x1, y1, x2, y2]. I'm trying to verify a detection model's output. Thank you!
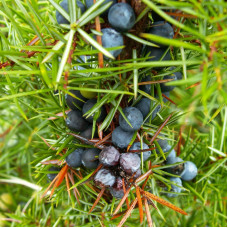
[47, 0, 199, 203]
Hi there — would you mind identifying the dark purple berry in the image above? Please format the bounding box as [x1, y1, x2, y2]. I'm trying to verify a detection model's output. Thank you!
[112, 126, 134, 149]
[65, 110, 89, 132]
[119, 107, 143, 132]
[148, 21, 174, 47]
[108, 3, 135, 32]
[82, 99, 106, 123]
[47, 166, 60, 181]
[99, 146, 120, 166]
[85, 0, 117, 17]
[81, 148, 100, 169]
[94, 168, 116, 187]
[66, 90, 87, 110]
[130, 142, 151, 162]
[180, 161, 197, 181]
[80, 124, 97, 139]
[120, 153, 141, 175]
[109, 187, 124, 199]
[56, 0, 85, 25]
[134, 169, 142, 179]
[65, 148, 83, 168]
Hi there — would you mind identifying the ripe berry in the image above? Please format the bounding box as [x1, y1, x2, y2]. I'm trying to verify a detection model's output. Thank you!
[139, 75, 152, 94]
[56, 0, 85, 25]
[82, 99, 106, 123]
[148, 21, 174, 46]
[99, 146, 120, 166]
[99, 28, 124, 59]
[81, 148, 100, 169]
[160, 74, 178, 92]
[85, 0, 117, 16]
[166, 157, 184, 175]
[130, 142, 151, 162]
[66, 90, 87, 110]
[65, 110, 89, 132]
[47, 166, 60, 181]
[135, 98, 161, 120]
[120, 153, 141, 175]
[112, 126, 134, 149]
[109, 187, 124, 199]
[156, 137, 168, 154]
[65, 148, 83, 168]
[145, 46, 171, 63]
[180, 161, 197, 181]
[119, 107, 143, 132]
[74, 55, 91, 71]
[94, 168, 116, 187]
[134, 168, 142, 179]
[164, 145, 176, 159]
[108, 3, 135, 32]
[165, 177, 182, 198]
[80, 124, 97, 139]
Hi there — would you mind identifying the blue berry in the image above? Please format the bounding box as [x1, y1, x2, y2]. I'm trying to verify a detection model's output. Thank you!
[112, 126, 134, 149]
[145, 46, 171, 63]
[80, 124, 97, 139]
[120, 153, 141, 175]
[166, 156, 184, 175]
[99, 146, 120, 166]
[82, 99, 106, 123]
[94, 168, 116, 187]
[165, 177, 182, 198]
[156, 137, 168, 154]
[66, 110, 89, 132]
[56, 0, 85, 25]
[181, 161, 197, 181]
[164, 145, 176, 159]
[65, 148, 83, 168]
[109, 187, 124, 199]
[148, 21, 174, 47]
[81, 148, 100, 169]
[160, 74, 178, 92]
[47, 166, 60, 181]
[85, 0, 117, 16]
[108, 3, 135, 32]
[119, 107, 143, 132]
[135, 98, 161, 119]
[130, 142, 151, 162]
[66, 90, 87, 110]
[74, 55, 92, 71]
[139, 75, 152, 94]
[99, 28, 124, 59]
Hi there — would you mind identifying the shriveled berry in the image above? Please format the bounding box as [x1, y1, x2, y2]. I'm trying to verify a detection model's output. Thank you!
[120, 153, 141, 174]
[56, 0, 85, 25]
[66, 148, 83, 168]
[85, 0, 117, 16]
[148, 21, 174, 47]
[166, 157, 184, 175]
[99, 146, 120, 166]
[135, 98, 161, 120]
[113, 176, 123, 190]
[47, 166, 60, 181]
[108, 3, 135, 32]
[119, 107, 143, 132]
[165, 177, 182, 198]
[99, 28, 124, 59]
[112, 126, 134, 149]
[82, 99, 106, 123]
[94, 168, 116, 187]
[66, 110, 89, 132]
[66, 90, 87, 110]
[80, 124, 97, 139]
[130, 142, 151, 162]
[81, 148, 100, 169]
[181, 161, 197, 181]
